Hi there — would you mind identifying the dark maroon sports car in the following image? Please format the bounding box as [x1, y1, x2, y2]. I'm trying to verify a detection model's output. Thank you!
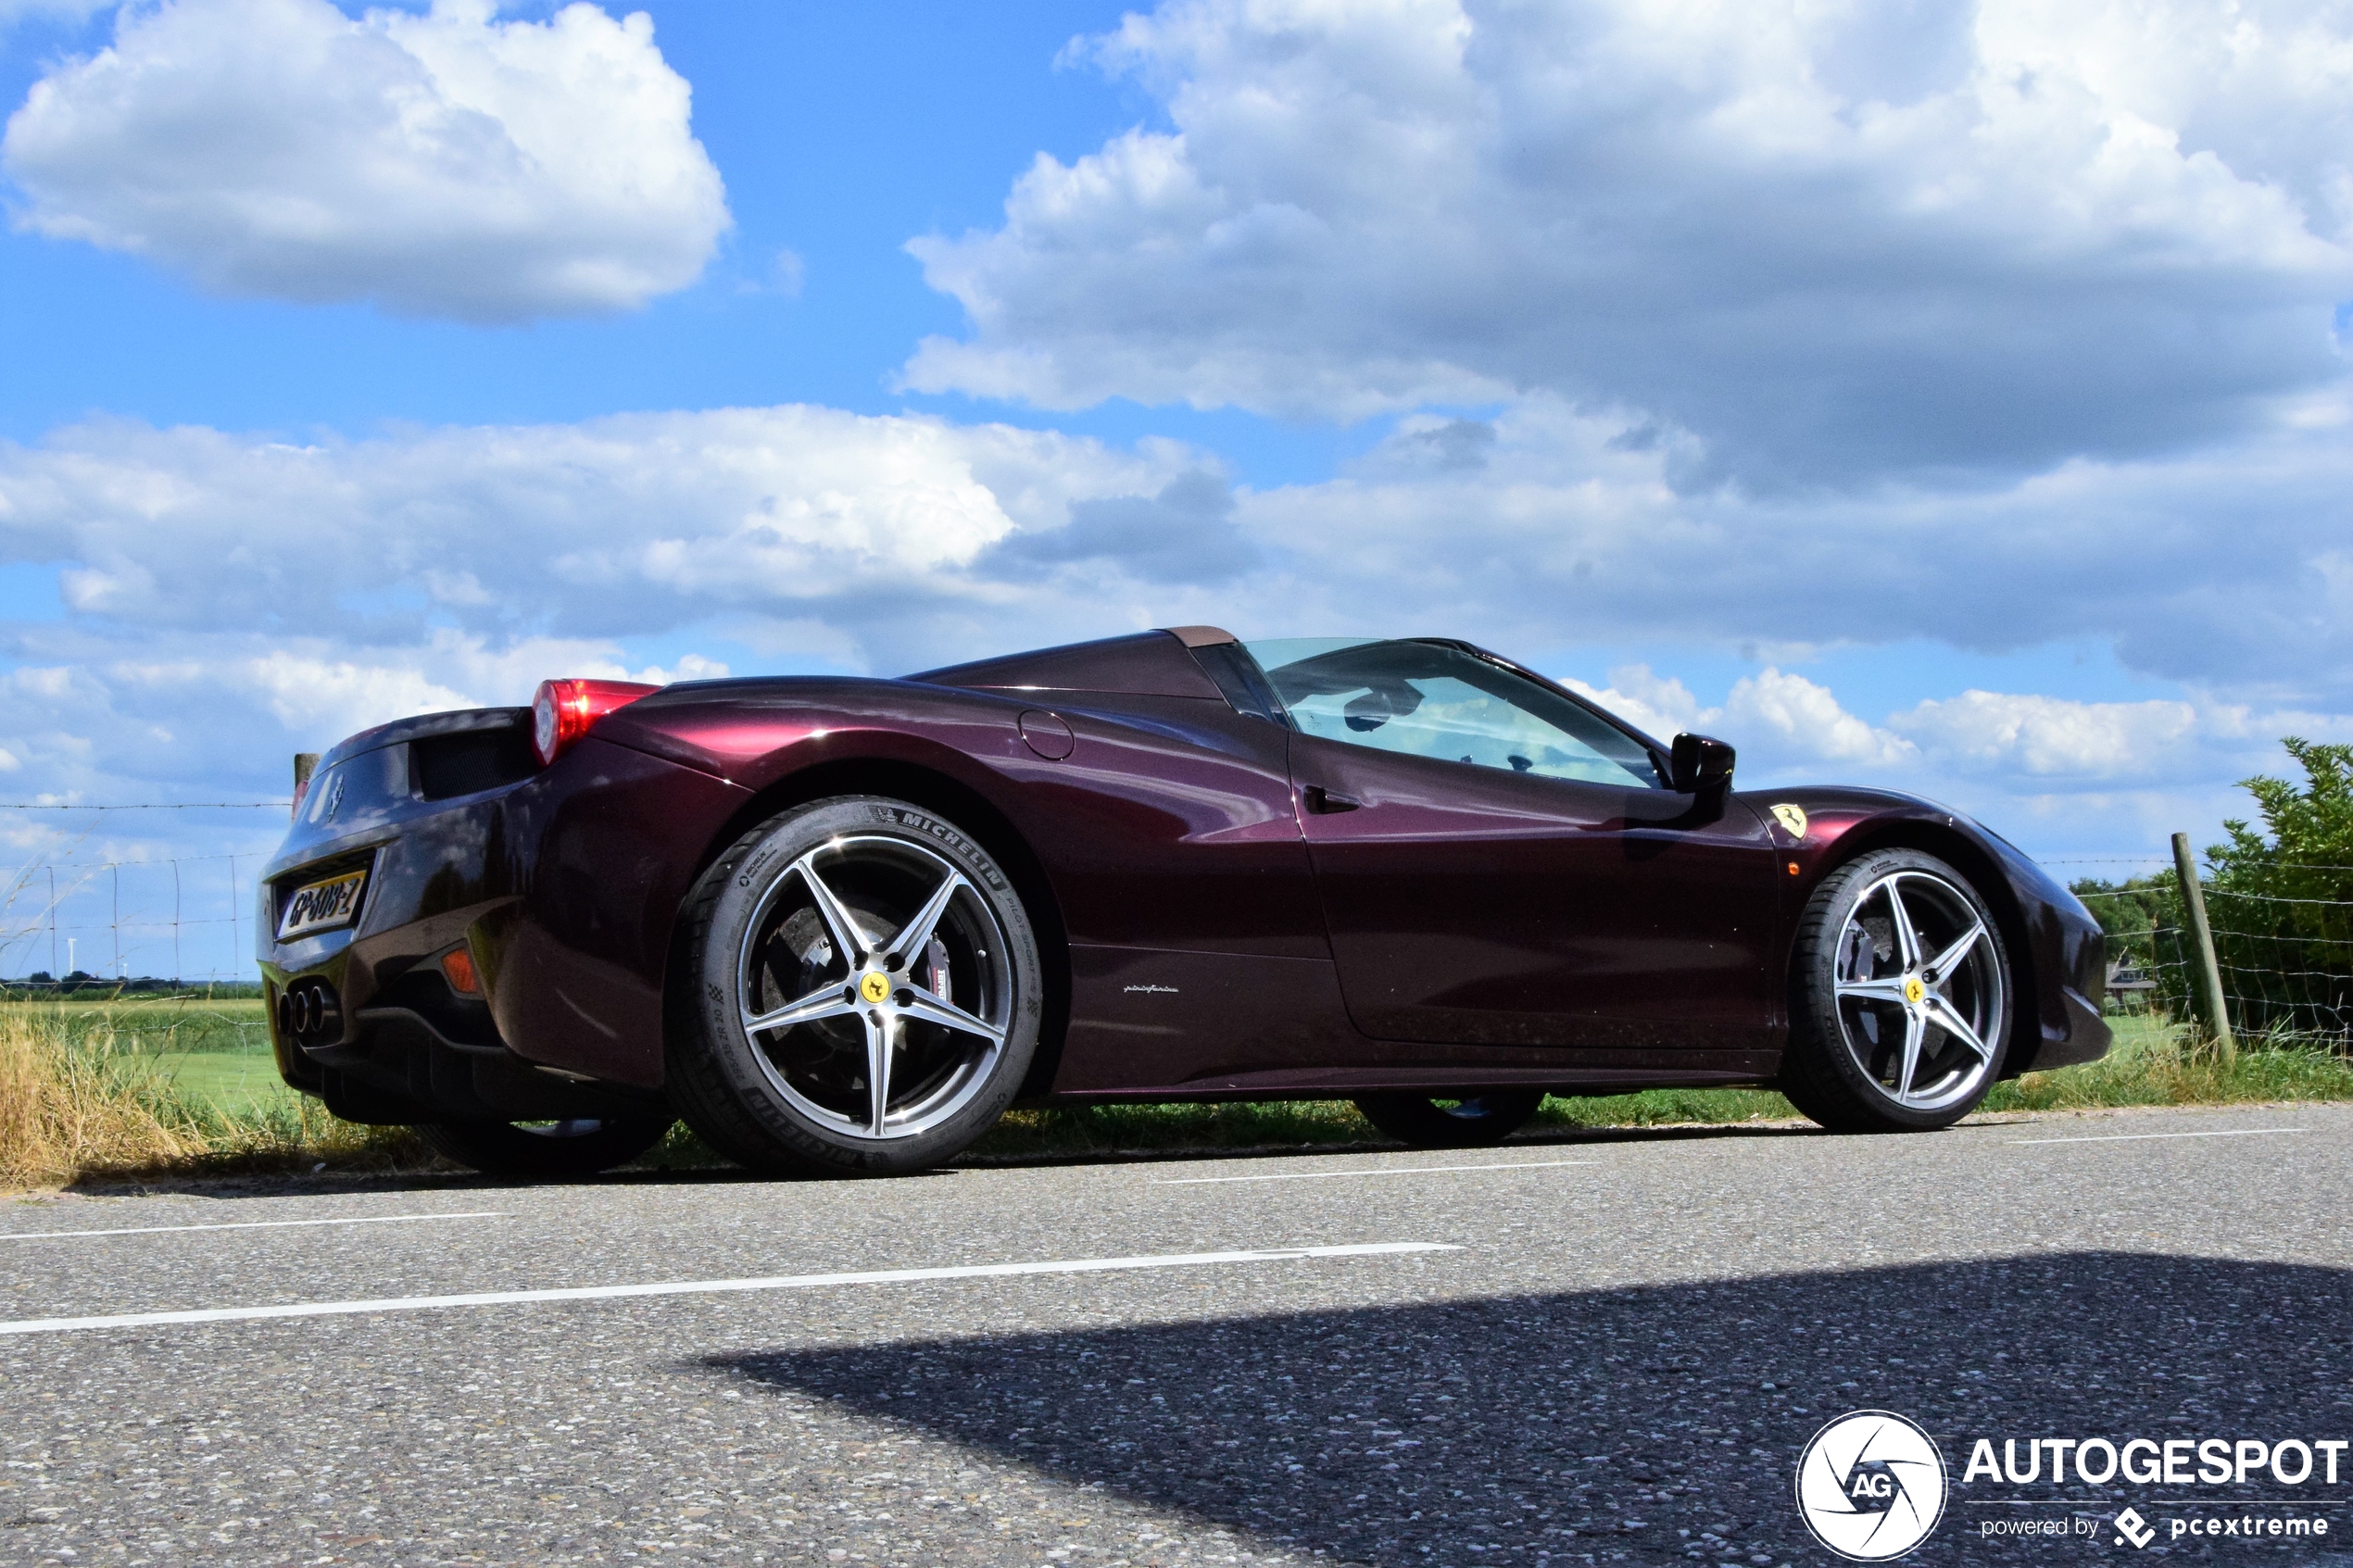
[258, 629, 2109, 1177]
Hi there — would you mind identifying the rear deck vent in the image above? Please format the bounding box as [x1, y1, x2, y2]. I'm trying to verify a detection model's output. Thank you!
[411, 724, 537, 801]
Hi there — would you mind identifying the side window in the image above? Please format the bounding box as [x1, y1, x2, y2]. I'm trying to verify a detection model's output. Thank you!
[1245, 639, 1662, 788]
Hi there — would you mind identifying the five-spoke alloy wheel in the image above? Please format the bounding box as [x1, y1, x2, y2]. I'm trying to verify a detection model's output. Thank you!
[1780, 848, 2012, 1132]
[668, 797, 1042, 1176]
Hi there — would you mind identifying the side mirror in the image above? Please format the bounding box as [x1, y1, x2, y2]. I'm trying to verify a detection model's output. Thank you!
[1668, 733, 1736, 793]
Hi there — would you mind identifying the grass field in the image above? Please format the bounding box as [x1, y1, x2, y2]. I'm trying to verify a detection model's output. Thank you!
[30, 992, 272, 1052]
[32, 995, 291, 1117]
[4, 1001, 2347, 1188]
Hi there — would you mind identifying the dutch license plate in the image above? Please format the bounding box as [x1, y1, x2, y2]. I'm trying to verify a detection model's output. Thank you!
[277, 867, 368, 940]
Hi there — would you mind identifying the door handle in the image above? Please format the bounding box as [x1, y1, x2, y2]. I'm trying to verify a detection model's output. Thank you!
[1302, 784, 1362, 814]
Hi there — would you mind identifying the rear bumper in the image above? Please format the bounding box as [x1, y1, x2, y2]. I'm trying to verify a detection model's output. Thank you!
[272, 1003, 664, 1126]
[258, 735, 750, 1123]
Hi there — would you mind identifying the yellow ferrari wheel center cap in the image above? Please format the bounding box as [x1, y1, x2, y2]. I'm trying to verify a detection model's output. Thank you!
[1904, 976, 1926, 1005]
[859, 972, 892, 1005]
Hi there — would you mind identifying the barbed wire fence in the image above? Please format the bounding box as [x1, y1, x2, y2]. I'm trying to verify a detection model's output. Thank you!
[1, 853, 265, 985]
[2, 806, 2347, 1059]
[0, 801, 289, 1050]
[2052, 851, 2353, 1053]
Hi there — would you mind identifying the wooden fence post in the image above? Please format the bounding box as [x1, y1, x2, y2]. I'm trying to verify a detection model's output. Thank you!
[293, 753, 320, 820]
[2171, 831, 2236, 1063]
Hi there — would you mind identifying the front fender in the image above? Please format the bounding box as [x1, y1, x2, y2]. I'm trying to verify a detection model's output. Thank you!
[1743, 785, 2110, 1077]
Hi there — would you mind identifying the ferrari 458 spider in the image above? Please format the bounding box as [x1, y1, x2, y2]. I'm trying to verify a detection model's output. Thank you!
[258, 628, 2108, 1177]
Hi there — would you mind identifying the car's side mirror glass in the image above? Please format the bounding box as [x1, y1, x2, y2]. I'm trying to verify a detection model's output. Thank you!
[1668, 733, 1736, 793]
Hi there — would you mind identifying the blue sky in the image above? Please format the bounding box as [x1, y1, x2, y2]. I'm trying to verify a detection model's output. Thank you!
[3, 0, 2350, 975]
[2, 4, 1121, 432]
[0, 0, 1353, 474]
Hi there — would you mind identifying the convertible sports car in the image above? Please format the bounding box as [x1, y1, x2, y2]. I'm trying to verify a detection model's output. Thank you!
[258, 628, 2109, 1177]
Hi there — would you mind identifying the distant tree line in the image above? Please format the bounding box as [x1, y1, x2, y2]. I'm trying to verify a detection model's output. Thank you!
[2, 973, 266, 999]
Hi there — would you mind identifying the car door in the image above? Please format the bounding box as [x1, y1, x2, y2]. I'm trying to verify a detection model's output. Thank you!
[1252, 639, 1780, 1052]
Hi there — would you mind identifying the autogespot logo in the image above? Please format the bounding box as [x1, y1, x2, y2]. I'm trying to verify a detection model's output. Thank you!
[1796, 1411, 1950, 1561]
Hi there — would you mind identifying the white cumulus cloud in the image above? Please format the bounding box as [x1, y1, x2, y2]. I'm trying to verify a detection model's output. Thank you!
[2, 0, 729, 321]
[1720, 669, 1919, 770]
[1565, 663, 1917, 771]
[1888, 690, 2215, 781]
[214, 633, 723, 734]
[0, 397, 2347, 867]
[1558, 659, 2346, 853]
[0, 405, 1187, 661]
[1559, 664, 1700, 744]
[906, 0, 2353, 487]
[1231, 397, 2353, 711]
[0, 406, 1205, 817]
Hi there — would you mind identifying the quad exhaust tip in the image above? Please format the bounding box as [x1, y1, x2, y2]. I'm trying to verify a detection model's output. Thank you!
[278, 980, 343, 1049]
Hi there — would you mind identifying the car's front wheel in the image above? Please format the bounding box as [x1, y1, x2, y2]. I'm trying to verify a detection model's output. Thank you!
[667, 796, 1043, 1178]
[1353, 1091, 1546, 1148]
[416, 1116, 674, 1177]
[1779, 848, 2012, 1133]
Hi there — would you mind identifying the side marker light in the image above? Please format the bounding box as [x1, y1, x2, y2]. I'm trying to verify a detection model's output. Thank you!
[441, 948, 482, 996]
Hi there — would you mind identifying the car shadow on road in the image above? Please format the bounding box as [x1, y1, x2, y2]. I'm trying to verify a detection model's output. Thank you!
[711, 1250, 2353, 1566]
[951, 1118, 1833, 1173]
[50, 1161, 970, 1200]
[57, 1123, 1837, 1200]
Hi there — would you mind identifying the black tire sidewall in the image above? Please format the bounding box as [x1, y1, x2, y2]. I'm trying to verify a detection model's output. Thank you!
[1354, 1090, 1545, 1148]
[1788, 848, 2012, 1132]
[686, 797, 1042, 1175]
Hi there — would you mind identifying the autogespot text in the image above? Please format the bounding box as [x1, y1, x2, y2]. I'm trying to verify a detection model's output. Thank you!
[1962, 1436, 2348, 1486]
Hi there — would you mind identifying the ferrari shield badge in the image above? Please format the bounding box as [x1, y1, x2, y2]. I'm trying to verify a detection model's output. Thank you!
[1769, 803, 1809, 840]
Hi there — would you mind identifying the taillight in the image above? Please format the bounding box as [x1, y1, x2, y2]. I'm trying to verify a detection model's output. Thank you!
[531, 678, 661, 766]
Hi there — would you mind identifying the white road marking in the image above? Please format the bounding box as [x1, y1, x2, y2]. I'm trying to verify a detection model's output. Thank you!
[1152, 1160, 1596, 1185]
[0, 1241, 1460, 1337]
[2007, 1127, 2305, 1147]
[0, 1210, 508, 1242]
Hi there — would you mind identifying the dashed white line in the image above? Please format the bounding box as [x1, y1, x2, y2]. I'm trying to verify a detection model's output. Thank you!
[2007, 1128, 2305, 1147]
[0, 1241, 1461, 1336]
[1152, 1160, 1596, 1185]
[0, 1211, 508, 1242]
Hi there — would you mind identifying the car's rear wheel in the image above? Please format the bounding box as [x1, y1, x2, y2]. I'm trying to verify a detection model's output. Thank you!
[417, 1116, 674, 1178]
[1353, 1090, 1545, 1148]
[668, 796, 1043, 1178]
[1780, 848, 2011, 1133]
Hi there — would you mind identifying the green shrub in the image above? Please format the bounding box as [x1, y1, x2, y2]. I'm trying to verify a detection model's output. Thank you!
[2202, 738, 2353, 1042]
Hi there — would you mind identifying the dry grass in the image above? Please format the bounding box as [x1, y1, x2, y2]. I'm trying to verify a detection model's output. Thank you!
[0, 1006, 420, 1191]
[0, 1008, 204, 1186]
[6, 1002, 2349, 1190]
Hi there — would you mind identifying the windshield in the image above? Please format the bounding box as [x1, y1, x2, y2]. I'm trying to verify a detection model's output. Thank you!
[1241, 638, 1662, 788]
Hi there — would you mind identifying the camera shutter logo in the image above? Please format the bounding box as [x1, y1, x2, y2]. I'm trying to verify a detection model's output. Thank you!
[1795, 1411, 1948, 1561]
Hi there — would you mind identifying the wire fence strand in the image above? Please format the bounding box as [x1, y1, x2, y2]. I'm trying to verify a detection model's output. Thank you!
[1, 827, 2348, 1054]
[2076, 881, 2353, 1047]
[1, 853, 267, 995]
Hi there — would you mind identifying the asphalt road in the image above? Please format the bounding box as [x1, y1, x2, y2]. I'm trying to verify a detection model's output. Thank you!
[4, 1103, 2352, 1567]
